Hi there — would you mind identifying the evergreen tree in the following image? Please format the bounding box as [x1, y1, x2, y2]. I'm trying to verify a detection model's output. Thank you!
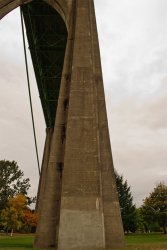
[115, 171, 137, 233]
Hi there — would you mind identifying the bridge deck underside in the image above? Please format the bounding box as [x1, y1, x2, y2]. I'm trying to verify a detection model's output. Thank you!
[22, 0, 67, 127]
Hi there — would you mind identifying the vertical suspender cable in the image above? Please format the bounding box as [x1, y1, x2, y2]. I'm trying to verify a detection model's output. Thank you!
[20, 7, 41, 175]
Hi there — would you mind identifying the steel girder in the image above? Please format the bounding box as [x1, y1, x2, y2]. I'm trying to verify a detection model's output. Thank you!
[22, 0, 67, 127]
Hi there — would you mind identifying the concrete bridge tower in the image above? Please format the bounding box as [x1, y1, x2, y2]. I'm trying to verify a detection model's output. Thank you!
[0, 0, 124, 249]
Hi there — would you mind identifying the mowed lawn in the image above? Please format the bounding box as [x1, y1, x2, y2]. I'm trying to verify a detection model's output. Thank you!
[125, 233, 167, 249]
[0, 234, 34, 249]
[0, 233, 167, 250]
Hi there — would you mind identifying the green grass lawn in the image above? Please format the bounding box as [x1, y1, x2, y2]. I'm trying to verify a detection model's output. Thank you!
[0, 234, 34, 249]
[0, 233, 166, 250]
[126, 233, 167, 244]
[124, 233, 167, 249]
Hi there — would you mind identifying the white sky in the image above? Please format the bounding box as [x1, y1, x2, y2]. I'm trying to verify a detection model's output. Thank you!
[0, 0, 167, 207]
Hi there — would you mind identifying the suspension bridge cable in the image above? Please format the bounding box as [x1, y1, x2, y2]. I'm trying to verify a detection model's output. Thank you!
[20, 7, 41, 176]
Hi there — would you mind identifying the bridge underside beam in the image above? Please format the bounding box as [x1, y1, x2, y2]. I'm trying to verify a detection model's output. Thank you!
[22, 0, 67, 127]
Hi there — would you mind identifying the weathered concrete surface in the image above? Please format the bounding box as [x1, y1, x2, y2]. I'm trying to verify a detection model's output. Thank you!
[34, 2, 76, 247]
[57, 1, 124, 249]
[36, 128, 53, 212]
[0, 0, 124, 249]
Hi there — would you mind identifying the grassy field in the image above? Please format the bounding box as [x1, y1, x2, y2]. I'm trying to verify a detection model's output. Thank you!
[125, 233, 167, 249]
[0, 234, 34, 249]
[0, 233, 166, 250]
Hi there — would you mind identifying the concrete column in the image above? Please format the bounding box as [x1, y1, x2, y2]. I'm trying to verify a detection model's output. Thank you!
[34, 2, 76, 249]
[57, 1, 124, 249]
[36, 127, 53, 213]
[89, 1, 124, 248]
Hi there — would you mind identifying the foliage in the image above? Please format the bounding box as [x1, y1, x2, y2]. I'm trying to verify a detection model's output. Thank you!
[136, 208, 160, 233]
[1, 195, 27, 235]
[115, 171, 137, 233]
[135, 208, 146, 232]
[141, 182, 167, 234]
[22, 209, 38, 233]
[0, 195, 38, 235]
[0, 160, 34, 211]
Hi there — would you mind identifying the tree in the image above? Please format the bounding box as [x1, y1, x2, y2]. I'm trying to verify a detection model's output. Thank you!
[135, 207, 160, 233]
[135, 208, 145, 232]
[1, 195, 27, 236]
[23, 208, 38, 233]
[141, 182, 167, 234]
[115, 172, 137, 233]
[1, 195, 38, 235]
[0, 160, 31, 211]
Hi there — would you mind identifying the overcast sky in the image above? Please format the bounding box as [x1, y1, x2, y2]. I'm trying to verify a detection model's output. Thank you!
[0, 0, 167, 207]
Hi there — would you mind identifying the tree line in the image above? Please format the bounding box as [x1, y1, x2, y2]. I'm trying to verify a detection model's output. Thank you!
[115, 172, 167, 234]
[0, 159, 167, 235]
